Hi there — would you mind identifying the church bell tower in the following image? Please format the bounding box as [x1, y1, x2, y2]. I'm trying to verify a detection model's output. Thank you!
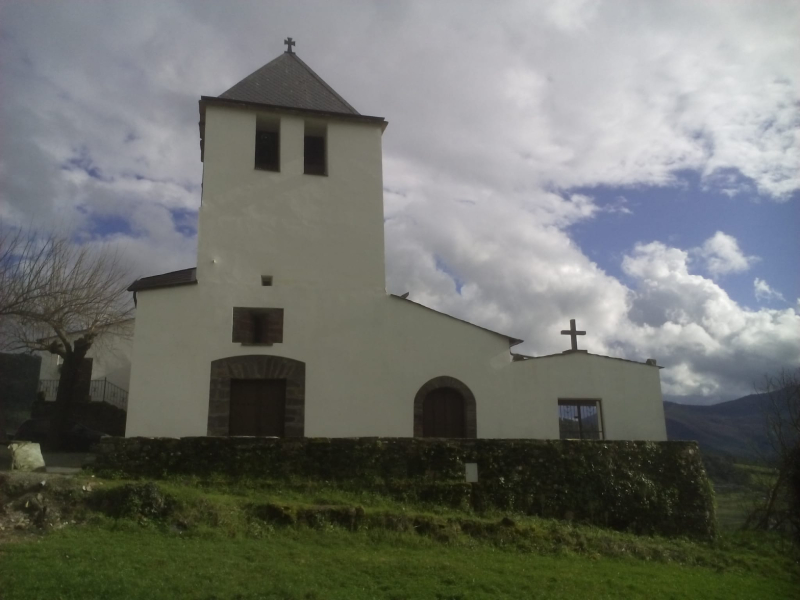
[195, 39, 388, 294]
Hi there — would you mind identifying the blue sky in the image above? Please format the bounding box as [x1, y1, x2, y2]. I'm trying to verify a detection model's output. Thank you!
[0, 0, 798, 404]
[568, 177, 800, 309]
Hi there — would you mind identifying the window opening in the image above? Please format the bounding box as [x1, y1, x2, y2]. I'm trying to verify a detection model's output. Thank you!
[232, 307, 284, 345]
[255, 131, 279, 171]
[304, 122, 326, 175]
[558, 400, 603, 440]
[261, 275, 273, 286]
[255, 117, 280, 171]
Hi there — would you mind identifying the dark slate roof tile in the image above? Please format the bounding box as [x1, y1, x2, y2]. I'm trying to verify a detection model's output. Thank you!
[128, 268, 197, 292]
[219, 53, 358, 115]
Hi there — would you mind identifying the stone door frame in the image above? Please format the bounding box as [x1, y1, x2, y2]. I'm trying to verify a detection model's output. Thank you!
[207, 355, 305, 437]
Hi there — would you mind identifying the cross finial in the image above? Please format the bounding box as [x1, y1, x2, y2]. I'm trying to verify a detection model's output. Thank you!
[284, 37, 296, 54]
[560, 318, 586, 352]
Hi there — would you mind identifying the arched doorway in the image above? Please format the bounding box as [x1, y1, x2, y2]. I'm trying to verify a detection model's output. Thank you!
[423, 387, 465, 437]
[413, 376, 477, 438]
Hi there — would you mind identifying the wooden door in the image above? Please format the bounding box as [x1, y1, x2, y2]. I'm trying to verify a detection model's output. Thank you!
[229, 379, 286, 437]
[422, 387, 465, 438]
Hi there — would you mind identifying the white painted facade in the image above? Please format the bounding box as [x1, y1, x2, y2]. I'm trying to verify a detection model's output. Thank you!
[124, 55, 667, 441]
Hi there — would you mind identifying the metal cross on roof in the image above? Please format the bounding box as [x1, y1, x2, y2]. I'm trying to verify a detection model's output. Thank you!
[284, 37, 296, 54]
[561, 318, 586, 351]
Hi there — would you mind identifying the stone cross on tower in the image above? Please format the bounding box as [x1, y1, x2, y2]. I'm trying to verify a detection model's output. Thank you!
[560, 319, 586, 352]
[284, 37, 296, 54]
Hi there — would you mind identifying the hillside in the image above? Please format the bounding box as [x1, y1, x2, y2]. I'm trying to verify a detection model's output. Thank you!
[663, 392, 774, 458]
[0, 474, 795, 599]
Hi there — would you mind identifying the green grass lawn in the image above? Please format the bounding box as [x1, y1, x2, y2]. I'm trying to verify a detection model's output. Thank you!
[0, 475, 797, 600]
[1, 525, 797, 600]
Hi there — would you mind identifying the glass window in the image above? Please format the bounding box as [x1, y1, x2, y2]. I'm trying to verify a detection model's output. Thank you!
[558, 400, 603, 440]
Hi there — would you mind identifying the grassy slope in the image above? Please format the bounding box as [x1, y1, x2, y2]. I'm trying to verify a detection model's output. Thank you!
[0, 477, 797, 600]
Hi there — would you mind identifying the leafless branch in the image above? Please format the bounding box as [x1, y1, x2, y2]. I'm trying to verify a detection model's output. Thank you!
[0, 221, 134, 354]
[744, 367, 800, 539]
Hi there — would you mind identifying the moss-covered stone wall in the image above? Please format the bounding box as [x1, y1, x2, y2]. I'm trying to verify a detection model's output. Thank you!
[93, 437, 716, 539]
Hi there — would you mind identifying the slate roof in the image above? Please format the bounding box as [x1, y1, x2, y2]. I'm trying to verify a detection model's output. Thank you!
[218, 52, 359, 115]
[128, 268, 197, 292]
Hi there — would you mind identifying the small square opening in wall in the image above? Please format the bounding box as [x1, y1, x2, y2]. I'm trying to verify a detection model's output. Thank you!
[261, 275, 273, 286]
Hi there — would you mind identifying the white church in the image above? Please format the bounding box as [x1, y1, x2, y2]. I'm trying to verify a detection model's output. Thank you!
[125, 41, 667, 442]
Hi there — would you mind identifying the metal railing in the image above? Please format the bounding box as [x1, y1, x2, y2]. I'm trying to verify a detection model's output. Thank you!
[38, 378, 128, 411]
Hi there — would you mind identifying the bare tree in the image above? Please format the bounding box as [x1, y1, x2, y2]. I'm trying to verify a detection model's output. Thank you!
[0, 225, 65, 330]
[744, 367, 800, 540]
[0, 223, 133, 448]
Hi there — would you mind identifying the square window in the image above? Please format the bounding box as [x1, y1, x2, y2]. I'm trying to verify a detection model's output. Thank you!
[558, 400, 603, 440]
[261, 275, 273, 286]
[232, 307, 284, 345]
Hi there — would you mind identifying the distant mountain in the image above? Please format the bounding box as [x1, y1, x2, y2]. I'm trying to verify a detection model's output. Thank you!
[663, 392, 775, 458]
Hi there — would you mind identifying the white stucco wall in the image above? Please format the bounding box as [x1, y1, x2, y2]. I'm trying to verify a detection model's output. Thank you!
[509, 353, 667, 440]
[125, 103, 667, 441]
[197, 106, 386, 293]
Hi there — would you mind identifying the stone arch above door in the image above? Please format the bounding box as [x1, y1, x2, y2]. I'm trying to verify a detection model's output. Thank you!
[413, 375, 477, 438]
[207, 355, 305, 437]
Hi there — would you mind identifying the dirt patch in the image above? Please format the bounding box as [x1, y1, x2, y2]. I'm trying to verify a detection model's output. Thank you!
[0, 472, 101, 542]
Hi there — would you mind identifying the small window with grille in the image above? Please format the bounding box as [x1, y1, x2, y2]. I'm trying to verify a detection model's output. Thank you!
[558, 400, 603, 440]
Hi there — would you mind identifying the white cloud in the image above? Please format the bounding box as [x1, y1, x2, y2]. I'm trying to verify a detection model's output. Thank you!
[754, 278, 786, 303]
[603, 196, 633, 215]
[695, 231, 758, 277]
[618, 241, 800, 399]
[384, 162, 800, 402]
[545, 0, 602, 32]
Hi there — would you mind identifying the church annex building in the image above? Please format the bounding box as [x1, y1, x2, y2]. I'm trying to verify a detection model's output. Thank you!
[125, 41, 667, 442]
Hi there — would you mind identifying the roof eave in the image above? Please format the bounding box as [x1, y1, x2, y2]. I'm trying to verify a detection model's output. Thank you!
[127, 267, 198, 293]
[512, 351, 663, 368]
[127, 279, 198, 293]
[200, 95, 385, 123]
